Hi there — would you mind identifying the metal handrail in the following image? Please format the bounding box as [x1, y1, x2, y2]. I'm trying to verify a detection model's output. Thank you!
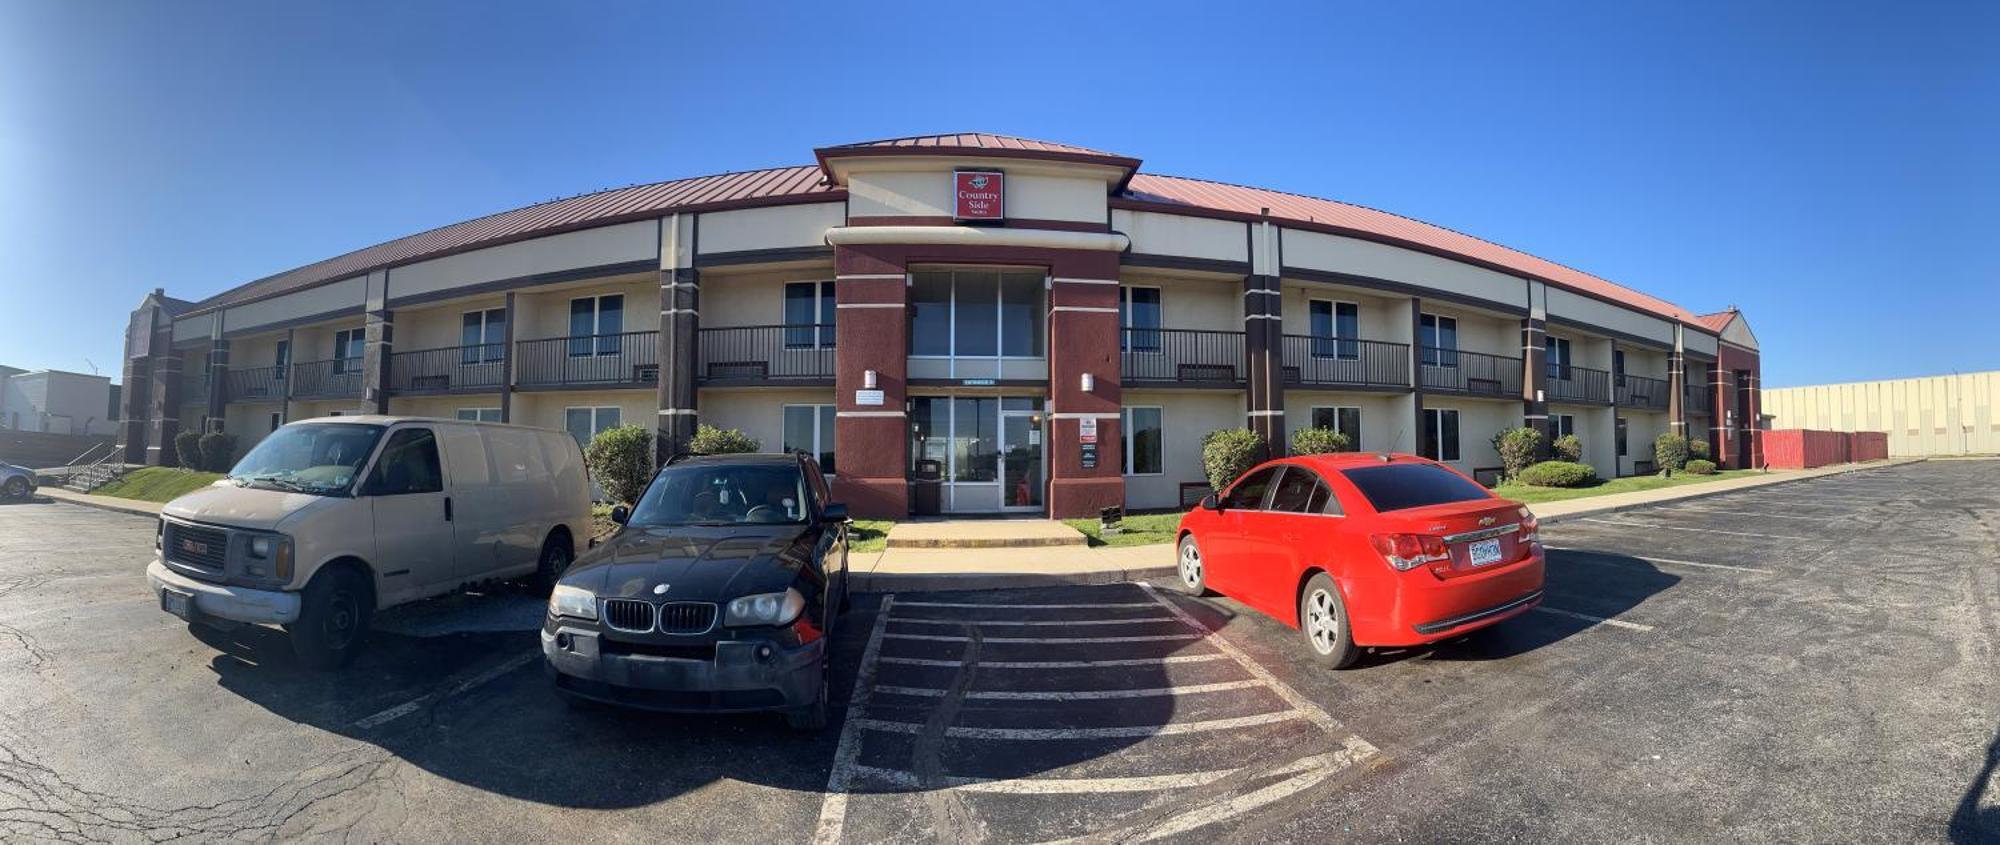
[1121, 328, 1246, 384]
[696, 325, 835, 382]
[1279, 336, 1409, 388]
[388, 344, 507, 394]
[1547, 364, 1612, 404]
[1615, 373, 1671, 410]
[1419, 347, 1523, 398]
[516, 330, 662, 388]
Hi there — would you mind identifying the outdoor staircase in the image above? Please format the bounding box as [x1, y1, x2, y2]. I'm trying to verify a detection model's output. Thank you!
[62, 462, 133, 493]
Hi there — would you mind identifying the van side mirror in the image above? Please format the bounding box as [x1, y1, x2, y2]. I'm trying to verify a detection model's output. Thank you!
[610, 505, 630, 525]
[821, 502, 849, 523]
[1200, 494, 1221, 512]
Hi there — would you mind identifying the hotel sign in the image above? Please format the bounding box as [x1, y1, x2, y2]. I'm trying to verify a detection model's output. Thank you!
[953, 170, 1004, 222]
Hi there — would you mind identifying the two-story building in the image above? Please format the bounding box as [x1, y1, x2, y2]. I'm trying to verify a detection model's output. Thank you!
[116, 133, 1762, 517]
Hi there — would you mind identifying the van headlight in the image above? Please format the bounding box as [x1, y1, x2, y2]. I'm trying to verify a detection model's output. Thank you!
[725, 588, 806, 628]
[243, 534, 294, 582]
[550, 584, 598, 621]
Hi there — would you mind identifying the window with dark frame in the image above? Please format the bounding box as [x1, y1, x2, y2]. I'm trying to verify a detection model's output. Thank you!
[1546, 336, 1573, 380]
[1419, 313, 1458, 366]
[1422, 407, 1461, 462]
[1616, 417, 1628, 457]
[782, 404, 838, 475]
[1120, 286, 1162, 352]
[568, 295, 624, 357]
[784, 281, 836, 349]
[331, 329, 364, 374]
[1121, 406, 1163, 475]
[1309, 300, 1359, 359]
[460, 308, 506, 364]
[1310, 406, 1362, 450]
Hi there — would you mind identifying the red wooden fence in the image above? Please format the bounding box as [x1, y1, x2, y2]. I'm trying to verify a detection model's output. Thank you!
[1764, 429, 1887, 469]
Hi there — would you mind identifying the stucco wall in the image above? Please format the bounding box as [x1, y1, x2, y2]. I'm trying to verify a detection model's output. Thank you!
[1121, 390, 1244, 511]
[698, 387, 838, 456]
[1764, 371, 1999, 457]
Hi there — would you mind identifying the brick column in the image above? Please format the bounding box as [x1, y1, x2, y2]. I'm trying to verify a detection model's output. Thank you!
[120, 353, 151, 463]
[1521, 317, 1551, 459]
[656, 267, 700, 460]
[1244, 273, 1285, 453]
[1710, 362, 1731, 467]
[1666, 327, 1686, 438]
[1048, 253, 1124, 519]
[205, 337, 230, 431]
[362, 307, 393, 414]
[1409, 297, 1426, 456]
[830, 246, 910, 518]
[1741, 369, 1762, 468]
[148, 333, 184, 467]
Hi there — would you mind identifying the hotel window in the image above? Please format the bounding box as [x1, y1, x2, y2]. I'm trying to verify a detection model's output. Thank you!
[273, 340, 289, 382]
[1612, 349, 1626, 388]
[1422, 408, 1461, 462]
[1309, 406, 1362, 450]
[783, 404, 837, 475]
[1309, 300, 1359, 359]
[1552, 413, 1576, 439]
[1419, 314, 1458, 366]
[1546, 337, 1573, 381]
[461, 308, 506, 364]
[1121, 406, 1163, 476]
[457, 408, 502, 423]
[907, 269, 1045, 358]
[784, 282, 835, 349]
[1616, 417, 1628, 457]
[568, 295, 624, 357]
[1120, 286, 1162, 352]
[564, 406, 622, 448]
[331, 329, 364, 374]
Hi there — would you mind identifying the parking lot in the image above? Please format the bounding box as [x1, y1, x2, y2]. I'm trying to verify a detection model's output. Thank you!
[1, 460, 1995, 843]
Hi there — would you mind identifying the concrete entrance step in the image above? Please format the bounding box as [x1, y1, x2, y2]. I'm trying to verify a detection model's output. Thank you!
[885, 518, 1087, 549]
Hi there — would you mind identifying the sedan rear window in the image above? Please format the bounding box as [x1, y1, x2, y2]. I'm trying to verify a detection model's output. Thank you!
[1341, 463, 1491, 512]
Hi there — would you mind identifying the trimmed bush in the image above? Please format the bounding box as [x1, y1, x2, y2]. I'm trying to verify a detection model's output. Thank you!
[1490, 427, 1541, 481]
[1515, 460, 1599, 488]
[1685, 458, 1717, 475]
[1689, 438, 1711, 461]
[1653, 433, 1690, 471]
[172, 430, 203, 470]
[584, 425, 655, 506]
[197, 432, 238, 473]
[1201, 428, 1267, 493]
[1289, 427, 1351, 455]
[686, 424, 759, 455]
[1552, 433, 1584, 463]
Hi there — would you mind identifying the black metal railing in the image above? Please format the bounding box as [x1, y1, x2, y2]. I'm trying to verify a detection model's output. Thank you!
[290, 359, 362, 400]
[1547, 364, 1612, 405]
[1616, 374, 1671, 411]
[224, 366, 285, 403]
[1419, 347, 1522, 398]
[1684, 383, 1712, 416]
[696, 325, 834, 382]
[1121, 328, 1245, 385]
[516, 331, 660, 389]
[1280, 336, 1409, 389]
[388, 344, 506, 394]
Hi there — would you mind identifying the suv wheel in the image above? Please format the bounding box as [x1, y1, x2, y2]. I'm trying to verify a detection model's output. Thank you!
[786, 669, 830, 732]
[289, 567, 373, 671]
[534, 535, 572, 594]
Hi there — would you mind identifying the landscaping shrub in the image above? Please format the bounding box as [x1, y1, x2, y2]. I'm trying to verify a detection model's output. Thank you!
[1490, 427, 1541, 480]
[1552, 434, 1584, 463]
[1653, 433, 1690, 471]
[1201, 428, 1267, 493]
[1515, 460, 1598, 488]
[1689, 438, 1711, 461]
[197, 432, 237, 473]
[1288, 427, 1351, 455]
[686, 424, 759, 455]
[1684, 458, 1717, 475]
[172, 430, 203, 469]
[583, 425, 655, 505]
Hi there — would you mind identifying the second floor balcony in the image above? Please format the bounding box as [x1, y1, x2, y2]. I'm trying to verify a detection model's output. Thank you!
[290, 359, 362, 400]
[224, 366, 285, 403]
[1280, 336, 1410, 390]
[1547, 364, 1612, 405]
[1616, 374, 1671, 411]
[1685, 382, 1713, 416]
[1419, 347, 1522, 399]
[697, 324, 835, 385]
[1121, 328, 1245, 387]
[517, 331, 661, 390]
[388, 344, 507, 395]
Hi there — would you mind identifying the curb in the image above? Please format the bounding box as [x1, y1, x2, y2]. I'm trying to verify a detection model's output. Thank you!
[853, 565, 1176, 594]
[885, 537, 1087, 550]
[1531, 458, 1919, 527]
[37, 490, 161, 519]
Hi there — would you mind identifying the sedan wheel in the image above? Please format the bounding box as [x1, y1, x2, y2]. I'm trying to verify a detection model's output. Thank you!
[1, 477, 27, 499]
[1176, 536, 1209, 596]
[1299, 572, 1359, 669]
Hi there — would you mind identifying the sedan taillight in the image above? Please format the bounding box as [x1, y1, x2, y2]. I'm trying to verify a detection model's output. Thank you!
[1371, 533, 1450, 572]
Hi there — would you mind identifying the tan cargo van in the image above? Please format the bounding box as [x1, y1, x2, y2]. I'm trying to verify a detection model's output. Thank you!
[146, 415, 592, 669]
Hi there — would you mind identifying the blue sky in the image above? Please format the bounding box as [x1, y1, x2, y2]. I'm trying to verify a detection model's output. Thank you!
[0, 1, 1992, 387]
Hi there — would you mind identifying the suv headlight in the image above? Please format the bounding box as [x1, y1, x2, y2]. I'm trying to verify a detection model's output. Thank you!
[724, 588, 806, 628]
[242, 533, 294, 582]
[550, 584, 598, 621]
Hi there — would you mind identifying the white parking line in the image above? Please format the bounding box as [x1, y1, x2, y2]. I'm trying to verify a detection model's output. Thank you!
[1578, 518, 1810, 541]
[894, 600, 1159, 609]
[882, 632, 1202, 644]
[1547, 547, 1770, 573]
[1648, 506, 1837, 522]
[876, 653, 1231, 669]
[845, 747, 1349, 795]
[1532, 606, 1656, 632]
[873, 679, 1265, 701]
[1123, 738, 1379, 843]
[855, 710, 1306, 740]
[812, 596, 895, 845]
[350, 650, 540, 730]
[890, 616, 1177, 627]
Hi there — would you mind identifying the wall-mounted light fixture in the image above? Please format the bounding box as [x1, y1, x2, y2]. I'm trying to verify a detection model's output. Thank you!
[1535, 389, 1545, 403]
[1080, 372, 1095, 393]
[864, 369, 879, 390]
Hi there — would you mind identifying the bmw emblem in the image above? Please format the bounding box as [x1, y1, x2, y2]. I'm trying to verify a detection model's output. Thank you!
[652, 584, 670, 596]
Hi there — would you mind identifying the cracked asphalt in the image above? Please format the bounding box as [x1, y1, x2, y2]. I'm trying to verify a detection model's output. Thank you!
[0, 460, 1995, 843]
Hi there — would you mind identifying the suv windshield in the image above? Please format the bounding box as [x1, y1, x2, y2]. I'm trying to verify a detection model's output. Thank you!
[629, 462, 810, 527]
[226, 423, 385, 496]
[1341, 463, 1492, 512]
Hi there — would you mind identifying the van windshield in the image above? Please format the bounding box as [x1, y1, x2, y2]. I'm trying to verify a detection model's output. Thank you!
[227, 423, 385, 496]
[628, 463, 810, 527]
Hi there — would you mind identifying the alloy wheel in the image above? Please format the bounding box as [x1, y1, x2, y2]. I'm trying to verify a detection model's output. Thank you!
[1179, 542, 1202, 588]
[1305, 589, 1338, 654]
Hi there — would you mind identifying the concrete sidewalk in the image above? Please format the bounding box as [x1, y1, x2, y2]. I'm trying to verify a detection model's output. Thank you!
[35, 486, 163, 517]
[1524, 457, 1921, 524]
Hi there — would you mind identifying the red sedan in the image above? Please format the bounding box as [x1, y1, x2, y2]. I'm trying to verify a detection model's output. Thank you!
[1175, 452, 1545, 668]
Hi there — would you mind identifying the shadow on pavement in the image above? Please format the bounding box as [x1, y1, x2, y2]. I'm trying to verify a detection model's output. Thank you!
[1950, 726, 1999, 844]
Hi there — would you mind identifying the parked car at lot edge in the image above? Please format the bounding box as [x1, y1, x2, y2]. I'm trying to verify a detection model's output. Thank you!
[145, 416, 592, 669]
[0, 462, 37, 499]
[543, 452, 849, 730]
[1176, 452, 1544, 668]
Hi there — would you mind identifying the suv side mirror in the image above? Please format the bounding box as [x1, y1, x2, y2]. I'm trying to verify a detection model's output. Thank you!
[1200, 494, 1221, 512]
[610, 505, 630, 525]
[821, 502, 849, 523]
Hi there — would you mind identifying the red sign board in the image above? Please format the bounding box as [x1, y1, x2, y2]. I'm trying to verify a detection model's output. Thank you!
[953, 170, 1005, 222]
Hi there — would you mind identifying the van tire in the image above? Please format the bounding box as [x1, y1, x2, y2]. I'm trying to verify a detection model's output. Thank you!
[534, 534, 573, 594]
[288, 566, 373, 671]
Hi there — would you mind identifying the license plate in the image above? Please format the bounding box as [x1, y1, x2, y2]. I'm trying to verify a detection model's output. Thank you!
[1467, 538, 1503, 567]
[160, 588, 194, 620]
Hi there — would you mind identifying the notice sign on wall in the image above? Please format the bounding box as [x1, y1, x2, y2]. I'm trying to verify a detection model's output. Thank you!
[953, 170, 1005, 222]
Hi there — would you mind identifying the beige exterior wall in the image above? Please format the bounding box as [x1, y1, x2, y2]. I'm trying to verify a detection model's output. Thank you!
[1683, 328, 1719, 357]
[511, 388, 655, 445]
[1122, 272, 1242, 332]
[845, 160, 1113, 224]
[514, 273, 658, 341]
[1544, 286, 1673, 347]
[697, 203, 844, 255]
[703, 266, 837, 329]
[395, 294, 508, 352]
[698, 387, 838, 455]
[1279, 282, 1412, 344]
[290, 398, 368, 420]
[1122, 390, 1245, 511]
[1284, 390, 1409, 453]
[388, 220, 656, 302]
[1620, 346, 1670, 380]
[1425, 397, 1519, 474]
[290, 319, 364, 363]
[1281, 229, 1528, 312]
[173, 311, 217, 345]
[1420, 303, 1517, 359]
[1619, 410, 1670, 476]
[1113, 210, 1248, 263]
[1764, 371, 2000, 457]
[386, 395, 502, 421]
[221, 275, 367, 335]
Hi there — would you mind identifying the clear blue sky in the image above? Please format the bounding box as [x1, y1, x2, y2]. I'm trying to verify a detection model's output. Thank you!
[1, 1, 1992, 388]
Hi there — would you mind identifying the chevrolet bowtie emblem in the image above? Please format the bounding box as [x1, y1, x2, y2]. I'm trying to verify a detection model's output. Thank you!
[1479, 516, 1496, 526]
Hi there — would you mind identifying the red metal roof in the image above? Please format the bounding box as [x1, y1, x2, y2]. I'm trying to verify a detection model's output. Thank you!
[1694, 311, 1737, 332]
[813, 133, 1142, 185]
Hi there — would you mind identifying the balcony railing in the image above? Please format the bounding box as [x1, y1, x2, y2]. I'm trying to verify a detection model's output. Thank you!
[516, 331, 660, 389]
[1419, 347, 1521, 398]
[1280, 336, 1409, 389]
[1616, 374, 1671, 411]
[1684, 384, 1713, 416]
[696, 325, 834, 383]
[1122, 328, 1245, 386]
[388, 344, 506, 394]
[290, 359, 362, 400]
[225, 366, 285, 403]
[1547, 364, 1612, 405]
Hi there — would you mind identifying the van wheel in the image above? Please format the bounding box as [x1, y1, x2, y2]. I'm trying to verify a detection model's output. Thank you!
[289, 567, 373, 671]
[786, 670, 830, 732]
[1299, 572, 1359, 669]
[534, 535, 573, 595]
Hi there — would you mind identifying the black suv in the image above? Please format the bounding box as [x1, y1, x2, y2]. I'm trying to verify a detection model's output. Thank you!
[542, 452, 850, 729]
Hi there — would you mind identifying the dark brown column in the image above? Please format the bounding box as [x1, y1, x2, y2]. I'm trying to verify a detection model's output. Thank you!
[1409, 297, 1426, 456]
[1243, 273, 1285, 453]
[830, 248, 910, 518]
[120, 354, 151, 463]
[280, 327, 296, 424]
[656, 268, 699, 460]
[1709, 362, 1731, 467]
[499, 292, 517, 424]
[1521, 316, 1551, 458]
[1666, 348, 1686, 437]
[205, 337, 229, 431]
[1741, 368, 1762, 468]
[1048, 253, 1125, 519]
[362, 307, 393, 414]
[148, 336, 184, 467]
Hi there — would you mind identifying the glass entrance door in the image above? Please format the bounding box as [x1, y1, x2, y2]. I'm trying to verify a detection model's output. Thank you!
[1001, 399, 1044, 511]
[909, 395, 1044, 514]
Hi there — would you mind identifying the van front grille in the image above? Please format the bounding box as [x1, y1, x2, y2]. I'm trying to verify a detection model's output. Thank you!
[165, 523, 228, 572]
[602, 599, 656, 633]
[657, 602, 717, 635]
